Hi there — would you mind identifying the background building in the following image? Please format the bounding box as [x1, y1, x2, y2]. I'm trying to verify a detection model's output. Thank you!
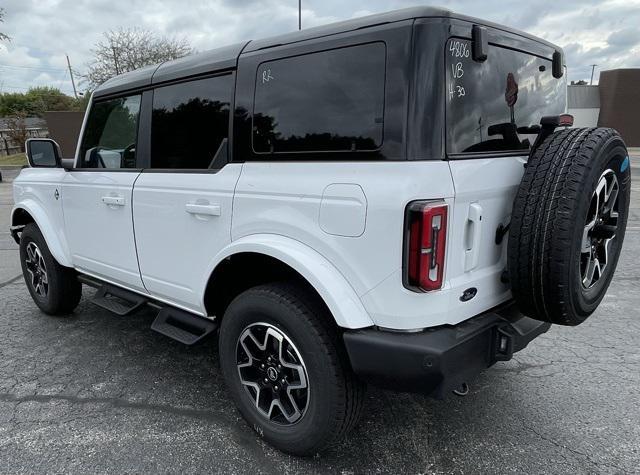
[568, 68, 640, 146]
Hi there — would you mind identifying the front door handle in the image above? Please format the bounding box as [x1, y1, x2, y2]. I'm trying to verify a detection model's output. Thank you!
[185, 203, 221, 216]
[101, 195, 125, 206]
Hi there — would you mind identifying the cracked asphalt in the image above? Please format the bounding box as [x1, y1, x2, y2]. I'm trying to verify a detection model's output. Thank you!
[0, 157, 639, 474]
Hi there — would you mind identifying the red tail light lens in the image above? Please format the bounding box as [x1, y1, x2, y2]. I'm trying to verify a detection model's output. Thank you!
[404, 201, 448, 291]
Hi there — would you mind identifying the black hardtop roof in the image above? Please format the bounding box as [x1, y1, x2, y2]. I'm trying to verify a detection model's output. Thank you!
[92, 6, 560, 98]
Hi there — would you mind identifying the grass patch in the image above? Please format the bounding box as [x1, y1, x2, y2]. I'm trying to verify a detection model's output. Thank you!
[0, 153, 27, 166]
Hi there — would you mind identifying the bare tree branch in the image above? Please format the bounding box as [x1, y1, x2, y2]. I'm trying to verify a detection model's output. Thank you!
[83, 28, 193, 89]
[6, 112, 29, 152]
[0, 8, 11, 42]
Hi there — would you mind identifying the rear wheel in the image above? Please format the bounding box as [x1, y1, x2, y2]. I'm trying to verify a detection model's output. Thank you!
[508, 128, 630, 325]
[218, 282, 365, 456]
[19, 223, 82, 315]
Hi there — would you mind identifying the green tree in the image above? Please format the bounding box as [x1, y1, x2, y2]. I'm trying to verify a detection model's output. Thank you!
[0, 87, 80, 116]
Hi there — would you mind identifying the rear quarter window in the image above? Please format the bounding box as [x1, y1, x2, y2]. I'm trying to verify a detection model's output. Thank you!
[446, 39, 566, 155]
[252, 42, 386, 154]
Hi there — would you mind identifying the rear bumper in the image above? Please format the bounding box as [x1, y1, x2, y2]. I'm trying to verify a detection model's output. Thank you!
[342, 303, 550, 398]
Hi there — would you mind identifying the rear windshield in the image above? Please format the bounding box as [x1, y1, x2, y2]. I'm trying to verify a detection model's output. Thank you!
[446, 39, 566, 155]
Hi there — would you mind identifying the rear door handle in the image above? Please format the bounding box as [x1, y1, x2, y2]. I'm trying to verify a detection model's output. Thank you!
[101, 195, 125, 206]
[185, 203, 221, 217]
[464, 202, 483, 271]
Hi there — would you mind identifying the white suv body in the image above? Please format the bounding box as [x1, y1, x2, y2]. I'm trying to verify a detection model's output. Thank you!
[17, 7, 624, 456]
[13, 123, 525, 330]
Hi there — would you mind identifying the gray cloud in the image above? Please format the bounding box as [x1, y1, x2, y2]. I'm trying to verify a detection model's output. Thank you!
[0, 0, 639, 95]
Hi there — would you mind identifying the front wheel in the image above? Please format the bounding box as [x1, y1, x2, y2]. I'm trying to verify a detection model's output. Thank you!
[19, 223, 82, 315]
[218, 283, 365, 456]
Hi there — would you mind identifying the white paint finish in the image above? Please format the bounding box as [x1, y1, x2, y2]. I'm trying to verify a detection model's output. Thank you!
[132, 165, 242, 312]
[61, 171, 146, 291]
[568, 108, 600, 128]
[202, 234, 374, 329]
[319, 183, 367, 237]
[232, 161, 455, 298]
[359, 156, 525, 330]
[12, 168, 72, 266]
[12, 156, 528, 331]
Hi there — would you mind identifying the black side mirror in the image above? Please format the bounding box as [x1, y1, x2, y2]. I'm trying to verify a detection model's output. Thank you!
[25, 138, 62, 168]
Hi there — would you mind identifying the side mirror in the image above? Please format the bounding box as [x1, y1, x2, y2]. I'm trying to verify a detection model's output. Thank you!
[25, 138, 62, 168]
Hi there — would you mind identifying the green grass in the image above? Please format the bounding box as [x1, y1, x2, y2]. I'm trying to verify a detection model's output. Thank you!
[0, 153, 27, 166]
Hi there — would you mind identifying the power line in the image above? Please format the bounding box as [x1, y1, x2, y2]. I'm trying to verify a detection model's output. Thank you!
[0, 62, 68, 72]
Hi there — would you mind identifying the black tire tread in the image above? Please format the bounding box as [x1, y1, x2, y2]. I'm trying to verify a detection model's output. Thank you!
[508, 127, 623, 325]
[20, 223, 82, 315]
[220, 282, 365, 455]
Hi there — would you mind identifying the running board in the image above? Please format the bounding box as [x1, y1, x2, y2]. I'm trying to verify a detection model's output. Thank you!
[151, 307, 218, 345]
[91, 284, 148, 316]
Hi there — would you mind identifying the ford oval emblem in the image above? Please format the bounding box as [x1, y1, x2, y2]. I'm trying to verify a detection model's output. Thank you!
[460, 287, 477, 302]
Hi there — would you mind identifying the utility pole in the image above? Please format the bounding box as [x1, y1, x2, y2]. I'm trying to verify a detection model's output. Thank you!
[66, 55, 78, 99]
[298, 0, 302, 30]
[112, 46, 121, 75]
[590, 64, 597, 85]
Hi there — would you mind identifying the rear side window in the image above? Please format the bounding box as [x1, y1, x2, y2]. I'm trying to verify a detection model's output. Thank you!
[446, 39, 566, 155]
[79, 95, 141, 168]
[151, 75, 232, 169]
[252, 42, 386, 154]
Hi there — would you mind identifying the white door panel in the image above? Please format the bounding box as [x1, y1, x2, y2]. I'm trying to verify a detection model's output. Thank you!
[132, 165, 242, 313]
[62, 171, 145, 291]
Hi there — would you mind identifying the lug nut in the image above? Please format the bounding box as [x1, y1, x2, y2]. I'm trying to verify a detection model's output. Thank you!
[264, 378, 268, 383]
[261, 363, 265, 368]
[274, 385, 279, 391]
[281, 379, 286, 384]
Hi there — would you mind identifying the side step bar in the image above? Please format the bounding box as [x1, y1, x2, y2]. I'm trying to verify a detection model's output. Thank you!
[92, 285, 148, 316]
[151, 308, 218, 346]
[77, 274, 217, 345]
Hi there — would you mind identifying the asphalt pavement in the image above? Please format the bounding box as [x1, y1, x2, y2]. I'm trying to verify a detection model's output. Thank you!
[0, 157, 638, 474]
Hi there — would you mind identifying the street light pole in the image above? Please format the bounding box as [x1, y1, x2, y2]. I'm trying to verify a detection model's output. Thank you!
[298, 0, 302, 30]
[590, 64, 597, 85]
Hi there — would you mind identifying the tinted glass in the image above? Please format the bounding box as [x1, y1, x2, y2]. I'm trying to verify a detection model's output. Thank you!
[79, 95, 141, 168]
[151, 75, 232, 169]
[28, 141, 58, 167]
[446, 39, 566, 154]
[253, 43, 386, 154]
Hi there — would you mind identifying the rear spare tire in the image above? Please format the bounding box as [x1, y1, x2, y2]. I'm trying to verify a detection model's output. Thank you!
[508, 127, 631, 326]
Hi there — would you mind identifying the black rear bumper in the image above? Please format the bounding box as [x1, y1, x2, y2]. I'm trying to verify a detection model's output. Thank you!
[342, 303, 550, 398]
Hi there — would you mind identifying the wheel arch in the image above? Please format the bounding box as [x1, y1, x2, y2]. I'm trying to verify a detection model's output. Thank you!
[11, 203, 73, 267]
[201, 235, 374, 329]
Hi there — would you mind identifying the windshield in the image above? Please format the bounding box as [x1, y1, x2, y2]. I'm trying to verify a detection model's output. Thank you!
[446, 39, 566, 155]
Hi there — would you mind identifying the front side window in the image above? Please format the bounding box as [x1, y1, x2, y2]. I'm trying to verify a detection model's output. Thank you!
[151, 75, 232, 169]
[253, 42, 386, 154]
[79, 95, 141, 168]
[446, 39, 566, 155]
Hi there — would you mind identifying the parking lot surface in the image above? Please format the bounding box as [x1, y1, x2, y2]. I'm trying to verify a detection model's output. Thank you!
[0, 158, 639, 474]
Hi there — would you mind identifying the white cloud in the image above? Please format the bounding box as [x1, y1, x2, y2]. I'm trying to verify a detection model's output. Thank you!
[0, 0, 639, 94]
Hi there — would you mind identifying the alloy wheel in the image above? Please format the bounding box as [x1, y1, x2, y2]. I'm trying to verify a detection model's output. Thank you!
[25, 241, 49, 297]
[236, 322, 309, 425]
[580, 169, 619, 289]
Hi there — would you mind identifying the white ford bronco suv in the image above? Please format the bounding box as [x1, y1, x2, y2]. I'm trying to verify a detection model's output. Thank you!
[11, 7, 631, 455]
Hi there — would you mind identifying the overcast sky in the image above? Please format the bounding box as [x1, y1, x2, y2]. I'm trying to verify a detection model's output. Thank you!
[1, 0, 639, 95]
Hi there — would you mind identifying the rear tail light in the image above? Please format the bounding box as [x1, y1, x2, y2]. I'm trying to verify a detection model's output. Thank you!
[404, 201, 448, 292]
